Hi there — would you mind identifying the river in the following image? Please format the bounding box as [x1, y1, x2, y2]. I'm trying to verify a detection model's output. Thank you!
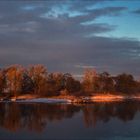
[0, 101, 140, 140]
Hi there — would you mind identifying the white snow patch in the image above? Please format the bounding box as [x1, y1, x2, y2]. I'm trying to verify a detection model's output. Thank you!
[15, 98, 71, 103]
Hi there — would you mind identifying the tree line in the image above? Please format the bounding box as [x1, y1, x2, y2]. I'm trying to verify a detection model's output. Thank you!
[0, 64, 140, 98]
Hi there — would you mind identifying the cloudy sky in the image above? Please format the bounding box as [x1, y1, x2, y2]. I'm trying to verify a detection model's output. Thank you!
[0, 0, 140, 77]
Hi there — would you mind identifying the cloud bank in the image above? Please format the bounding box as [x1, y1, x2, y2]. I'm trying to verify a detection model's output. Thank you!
[0, 1, 140, 77]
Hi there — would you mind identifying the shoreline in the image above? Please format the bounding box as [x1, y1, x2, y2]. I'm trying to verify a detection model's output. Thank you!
[1, 94, 140, 103]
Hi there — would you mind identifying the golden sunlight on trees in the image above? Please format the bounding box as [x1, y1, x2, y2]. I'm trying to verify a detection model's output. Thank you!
[5, 65, 24, 98]
[0, 65, 140, 99]
[82, 69, 98, 93]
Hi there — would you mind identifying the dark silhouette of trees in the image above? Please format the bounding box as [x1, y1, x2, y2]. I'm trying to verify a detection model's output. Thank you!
[135, 81, 140, 93]
[114, 73, 138, 94]
[97, 72, 115, 93]
[0, 70, 6, 94]
[21, 72, 34, 94]
[28, 65, 48, 95]
[45, 73, 81, 96]
[0, 65, 140, 98]
[63, 73, 81, 93]
[45, 73, 65, 96]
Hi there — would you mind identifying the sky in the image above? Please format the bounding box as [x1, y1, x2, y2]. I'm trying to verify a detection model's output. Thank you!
[0, 0, 140, 78]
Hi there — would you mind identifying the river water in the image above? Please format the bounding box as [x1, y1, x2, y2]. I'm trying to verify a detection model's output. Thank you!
[0, 101, 140, 140]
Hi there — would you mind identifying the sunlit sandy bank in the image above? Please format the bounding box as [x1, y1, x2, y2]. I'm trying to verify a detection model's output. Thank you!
[86, 95, 140, 102]
[90, 95, 124, 102]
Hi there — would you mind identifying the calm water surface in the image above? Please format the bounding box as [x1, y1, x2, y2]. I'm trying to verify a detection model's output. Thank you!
[0, 101, 140, 140]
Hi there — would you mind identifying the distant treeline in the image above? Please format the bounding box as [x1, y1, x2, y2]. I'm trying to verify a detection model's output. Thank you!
[0, 64, 140, 98]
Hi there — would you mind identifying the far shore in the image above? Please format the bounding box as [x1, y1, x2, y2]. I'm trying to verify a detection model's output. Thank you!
[1, 94, 140, 103]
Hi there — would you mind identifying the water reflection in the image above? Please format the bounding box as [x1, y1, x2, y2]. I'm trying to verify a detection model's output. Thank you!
[0, 101, 140, 132]
[82, 101, 140, 127]
[0, 103, 81, 132]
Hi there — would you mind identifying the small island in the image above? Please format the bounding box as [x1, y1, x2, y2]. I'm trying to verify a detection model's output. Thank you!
[0, 64, 140, 103]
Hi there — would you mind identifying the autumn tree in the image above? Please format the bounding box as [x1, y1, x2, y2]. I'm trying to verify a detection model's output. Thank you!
[0, 64, 140, 97]
[28, 65, 47, 95]
[5, 65, 24, 98]
[82, 69, 98, 93]
[0, 69, 5, 94]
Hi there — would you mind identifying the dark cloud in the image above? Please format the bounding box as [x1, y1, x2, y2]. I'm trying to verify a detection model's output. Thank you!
[0, 2, 125, 39]
[0, 34, 140, 77]
[132, 8, 140, 14]
[0, 1, 139, 78]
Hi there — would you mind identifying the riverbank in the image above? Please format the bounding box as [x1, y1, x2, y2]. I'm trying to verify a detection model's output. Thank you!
[1, 94, 140, 103]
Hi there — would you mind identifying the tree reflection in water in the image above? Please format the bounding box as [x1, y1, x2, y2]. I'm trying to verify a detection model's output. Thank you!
[0, 103, 81, 132]
[82, 101, 140, 127]
[0, 101, 140, 132]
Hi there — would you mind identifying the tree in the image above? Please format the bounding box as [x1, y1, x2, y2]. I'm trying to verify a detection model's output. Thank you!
[114, 73, 137, 94]
[28, 65, 47, 95]
[0, 70, 5, 94]
[64, 75, 81, 93]
[21, 71, 34, 93]
[45, 73, 81, 95]
[82, 69, 98, 93]
[97, 72, 115, 93]
[5, 65, 24, 98]
[135, 81, 140, 93]
[44, 73, 64, 96]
